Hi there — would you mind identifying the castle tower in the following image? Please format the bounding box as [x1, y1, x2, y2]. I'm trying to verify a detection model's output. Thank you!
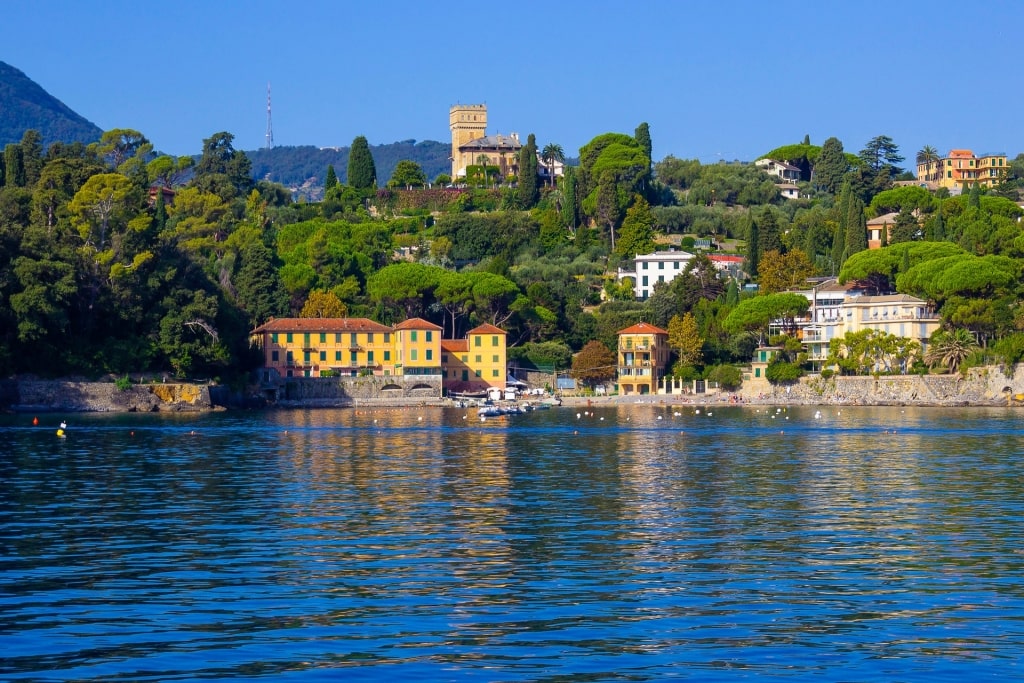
[449, 104, 487, 178]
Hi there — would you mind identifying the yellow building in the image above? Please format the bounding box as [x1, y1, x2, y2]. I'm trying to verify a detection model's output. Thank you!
[441, 323, 507, 394]
[393, 318, 443, 377]
[250, 318, 397, 378]
[916, 149, 1008, 191]
[617, 322, 671, 395]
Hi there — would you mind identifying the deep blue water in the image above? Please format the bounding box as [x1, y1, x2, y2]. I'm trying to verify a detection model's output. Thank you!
[1, 405, 1023, 681]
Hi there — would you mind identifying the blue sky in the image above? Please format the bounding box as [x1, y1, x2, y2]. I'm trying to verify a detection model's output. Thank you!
[5, 1, 1020, 164]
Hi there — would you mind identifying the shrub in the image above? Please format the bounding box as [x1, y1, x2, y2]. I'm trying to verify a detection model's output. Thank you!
[115, 375, 132, 391]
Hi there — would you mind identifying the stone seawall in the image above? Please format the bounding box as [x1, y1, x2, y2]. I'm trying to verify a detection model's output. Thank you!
[272, 375, 443, 407]
[2, 381, 213, 413]
[738, 364, 1024, 406]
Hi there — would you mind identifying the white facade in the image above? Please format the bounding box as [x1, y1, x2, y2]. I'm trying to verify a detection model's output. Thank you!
[617, 250, 695, 300]
[756, 158, 801, 181]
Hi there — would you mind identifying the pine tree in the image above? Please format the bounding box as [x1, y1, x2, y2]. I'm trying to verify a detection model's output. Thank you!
[347, 136, 376, 189]
[615, 196, 656, 258]
[324, 164, 338, 191]
[967, 182, 982, 208]
[19, 130, 43, 186]
[890, 207, 918, 244]
[4, 144, 24, 188]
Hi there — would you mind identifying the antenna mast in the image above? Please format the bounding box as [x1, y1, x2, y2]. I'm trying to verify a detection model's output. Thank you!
[265, 82, 274, 150]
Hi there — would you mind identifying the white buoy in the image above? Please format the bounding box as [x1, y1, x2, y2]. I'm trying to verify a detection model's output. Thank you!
[657, 415, 663, 420]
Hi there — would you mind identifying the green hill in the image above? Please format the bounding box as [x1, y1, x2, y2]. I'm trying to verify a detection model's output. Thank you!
[246, 139, 452, 198]
[0, 61, 103, 147]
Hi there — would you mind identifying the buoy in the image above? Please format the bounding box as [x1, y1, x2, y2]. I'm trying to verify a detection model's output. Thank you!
[56, 429, 65, 438]
[32, 416, 38, 426]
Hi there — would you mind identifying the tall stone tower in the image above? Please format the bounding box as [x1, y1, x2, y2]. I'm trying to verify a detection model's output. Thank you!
[449, 104, 487, 178]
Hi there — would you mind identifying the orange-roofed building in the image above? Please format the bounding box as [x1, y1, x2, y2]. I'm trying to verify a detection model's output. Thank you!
[393, 318, 443, 377]
[617, 322, 670, 395]
[250, 318, 396, 378]
[441, 323, 507, 394]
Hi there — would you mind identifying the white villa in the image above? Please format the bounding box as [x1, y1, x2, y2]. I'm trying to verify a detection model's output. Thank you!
[617, 249, 695, 300]
[770, 279, 942, 371]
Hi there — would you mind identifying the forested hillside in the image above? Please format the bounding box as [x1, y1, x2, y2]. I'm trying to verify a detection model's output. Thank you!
[0, 61, 103, 147]
[2, 118, 1024, 387]
[247, 140, 452, 198]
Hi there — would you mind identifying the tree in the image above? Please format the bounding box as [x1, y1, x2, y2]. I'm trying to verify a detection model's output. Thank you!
[916, 145, 941, 182]
[924, 328, 979, 373]
[347, 136, 376, 189]
[571, 340, 616, 388]
[300, 289, 348, 318]
[146, 155, 193, 188]
[757, 207, 783, 256]
[324, 164, 338, 192]
[94, 128, 150, 170]
[193, 131, 252, 198]
[814, 137, 848, 194]
[4, 144, 24, 188]
[517, 133, 540, 207]
[541, 143, 564, 187]
[68, 173, 138, 253]
[757, 249, 816, 293]
[19, 130, 44, 186]
[723, 293, 810, 345]
[890, 207, 919, 244]
[234, 240, 289, 327]
[668, 312, 703, 368]
[615, 195, 656, 258]
[744, 212, 759, 277]
[388, 160, 426, 189]
[859, 135, 904, 175]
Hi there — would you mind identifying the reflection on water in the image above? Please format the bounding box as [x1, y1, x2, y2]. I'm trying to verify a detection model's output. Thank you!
[1, 406, 1023, 680]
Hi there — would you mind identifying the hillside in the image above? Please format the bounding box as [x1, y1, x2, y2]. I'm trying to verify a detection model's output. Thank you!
[246, 139, 451, 199]
[0, 61, 103, 147]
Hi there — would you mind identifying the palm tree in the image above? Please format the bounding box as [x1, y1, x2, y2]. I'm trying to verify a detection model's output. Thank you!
[476, 154, 490, 188]
[924, 328, 979, 373]
[541, 143, 565, 187]
[916, 145, 941, 183]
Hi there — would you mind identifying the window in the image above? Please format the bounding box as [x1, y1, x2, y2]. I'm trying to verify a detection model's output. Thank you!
[350, 333, 357, 346]
[476, 355, 482, 363]
[335, 351, 341, 361]
[442, 354, 448, 363]
[303, 351, 311, 363]
[271, 350, 279, 361]
[335, 334, 341, 343]
[368, 351, 374, 363]
[303, 333, 310, 346]
[384, 351, 391, 361]
[350, 351, 357, 364]
[384, 333, 390, 343]
[474, 336, 481, 347]
[367, 333, 374, 344]
[642, 276, 649, 286]
[426, 331, 432, 342]
[287, 370, 293, 377]
[411, 330, 418, 342]
[271, 333, 278, 344]
[658, 261, 664, 270]
[492, 336, 498, 346]
[493, 369, 499, 377]
[659, 276, 664, 283]
[947, 171, 952, 178]
[492, 355, 498, 362]
[426, 349, 433, 361]
[286, 351, 293, 363]
[319, 333, 326, 343]
[286, 333, 293, 343]
[642, 262, 648, 270]
[475, 370, 481, 377]
[674, 261, 680, 269]
[411, 349, 418, 361]
[320, 351, 326, 361]
[461, 355, 468, 362]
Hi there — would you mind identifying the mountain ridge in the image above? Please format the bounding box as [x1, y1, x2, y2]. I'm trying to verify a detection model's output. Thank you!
[0, 60, 103, 147]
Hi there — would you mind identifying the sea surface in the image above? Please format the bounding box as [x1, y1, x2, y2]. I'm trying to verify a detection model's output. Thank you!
[1, 404, 1022, 681]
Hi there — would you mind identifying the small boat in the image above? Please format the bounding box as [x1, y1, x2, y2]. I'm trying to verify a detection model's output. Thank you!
[478, 405, 503, 418]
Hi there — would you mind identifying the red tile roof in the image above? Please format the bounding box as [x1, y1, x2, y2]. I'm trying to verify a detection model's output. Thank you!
[468, 323, 506, 335]
[252, 318, 394, 334]
[394, 317, 443, 331]
[617, 322, 668, 335]
[441, 340, 468, 352]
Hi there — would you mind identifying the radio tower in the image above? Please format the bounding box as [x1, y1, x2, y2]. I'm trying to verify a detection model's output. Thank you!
[265, 82, 274, 150]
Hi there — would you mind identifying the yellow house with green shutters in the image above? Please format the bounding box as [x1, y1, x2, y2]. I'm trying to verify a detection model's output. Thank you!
[250, 318, 397, 378]
[393, 318, 443, 377]
[617, 322, 670, 395]
[441, 323, 507, 394]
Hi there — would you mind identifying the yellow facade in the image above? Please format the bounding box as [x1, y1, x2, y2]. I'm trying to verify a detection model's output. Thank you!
[617, 323, 670, 395]
[450, 104, 487, 178]
[916, 149, 1007, 190]
[441, 323, 507, 393]
[394, 318, 443, 377]
[251, 318, 396, 378]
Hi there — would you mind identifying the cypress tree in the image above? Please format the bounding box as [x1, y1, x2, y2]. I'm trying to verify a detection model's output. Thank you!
[815, 137, 847, 194]
[4, 144, 24, 188]
[517, 133, 539, 208]
[843, 194, 867, 262]
[757, 207, 782, 255]
[347, 136, 376, 189]
[324, 164, 338, 191]
[744, 213, 759, 277]
[967, 182, 982, 208]
[19, 130, 43, 186]
[561, 166, 578, 233]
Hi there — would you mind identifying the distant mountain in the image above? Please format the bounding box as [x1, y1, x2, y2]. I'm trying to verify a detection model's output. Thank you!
[246, 139, 452, 199]
[0, 61, 103, 148]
